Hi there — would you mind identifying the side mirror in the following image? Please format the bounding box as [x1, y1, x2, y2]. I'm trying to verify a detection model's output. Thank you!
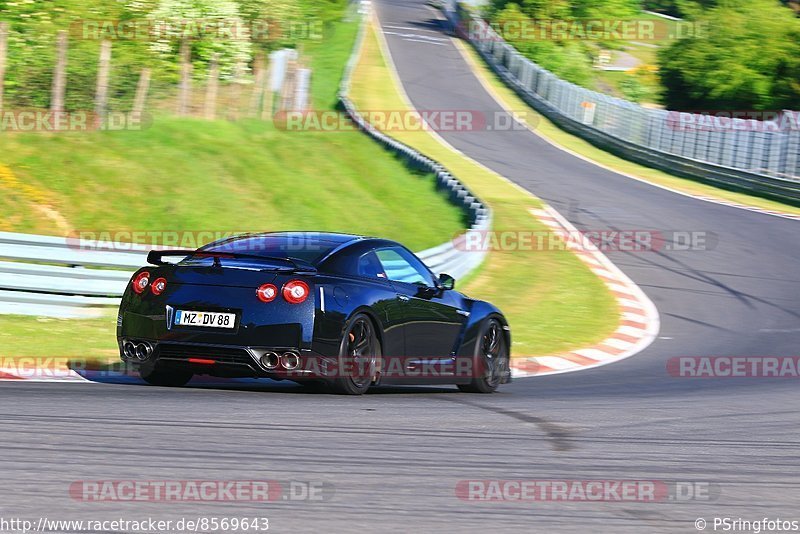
[439, 273, 455, 291]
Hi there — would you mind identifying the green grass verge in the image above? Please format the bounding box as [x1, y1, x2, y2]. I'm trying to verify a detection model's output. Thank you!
[0, 313, 119, 362]
[456, 39, 800, 216]
[351, 22, 618, 357]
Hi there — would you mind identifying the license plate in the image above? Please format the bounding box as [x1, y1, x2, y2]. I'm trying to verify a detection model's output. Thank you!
[174, 310, 236, 329]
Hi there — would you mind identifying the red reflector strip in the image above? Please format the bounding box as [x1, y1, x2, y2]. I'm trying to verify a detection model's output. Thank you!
[187, 358, 216, 365]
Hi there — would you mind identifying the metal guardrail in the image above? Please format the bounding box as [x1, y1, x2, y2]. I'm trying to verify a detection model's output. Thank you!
[0, 4, 491, 319]
[0, 225, 485, 318]
[448, 3, 800, 204]
[0, 232, 146, 317]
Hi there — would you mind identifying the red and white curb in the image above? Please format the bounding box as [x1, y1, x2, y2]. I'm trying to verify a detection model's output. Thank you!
[510, 204, 660, 378]
[0, 365, 87, 382]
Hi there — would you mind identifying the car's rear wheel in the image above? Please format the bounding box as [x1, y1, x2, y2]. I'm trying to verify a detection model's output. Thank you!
[458, 318, 508, 393]
[333, 313, 381, 395]
[140, 364, 193, 387]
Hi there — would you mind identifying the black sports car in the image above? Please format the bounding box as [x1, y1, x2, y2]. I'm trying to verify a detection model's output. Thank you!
[117, 232, 511, 394]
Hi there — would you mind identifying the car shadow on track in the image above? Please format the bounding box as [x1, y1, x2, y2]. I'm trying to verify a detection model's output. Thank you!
[69, 362, 459, 395]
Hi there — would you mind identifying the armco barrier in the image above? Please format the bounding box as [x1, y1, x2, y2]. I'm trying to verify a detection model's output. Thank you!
[448, 2, 800, 204]
[0, 4, 491, 319]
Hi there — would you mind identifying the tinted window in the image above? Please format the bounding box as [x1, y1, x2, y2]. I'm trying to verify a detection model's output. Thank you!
[358, 251, 387, 279]
[199, 234, 338, 264]
[375, 247, 434, 286]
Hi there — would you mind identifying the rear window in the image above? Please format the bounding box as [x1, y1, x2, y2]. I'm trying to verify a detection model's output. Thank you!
[197, 234, 339, 265]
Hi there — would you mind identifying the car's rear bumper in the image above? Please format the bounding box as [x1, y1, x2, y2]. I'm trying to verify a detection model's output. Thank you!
[119, 337, 337, 380]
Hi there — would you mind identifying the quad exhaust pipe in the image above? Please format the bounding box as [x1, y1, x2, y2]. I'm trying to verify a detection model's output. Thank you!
[259, 351, 301, 371]
[123, 340, 153, 361]
[260, 352, 280, 370]
[280, 351, 300, 370]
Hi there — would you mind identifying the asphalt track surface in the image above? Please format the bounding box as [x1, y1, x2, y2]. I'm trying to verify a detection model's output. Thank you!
[2, 1, 800, 532]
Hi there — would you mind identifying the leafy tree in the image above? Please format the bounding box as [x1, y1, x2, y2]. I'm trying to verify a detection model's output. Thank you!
[571, 0, 640, 20]
[149, 0, 253, 79]
[619, 75, 647, 102]
[492, 3, 593, 86]
[658, 0, 800, 110]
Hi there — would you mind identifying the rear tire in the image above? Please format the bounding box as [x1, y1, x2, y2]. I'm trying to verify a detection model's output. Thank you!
[140, 364, 193, 387]
[333, 313, 381, 395]
[458, 318, 508, 393]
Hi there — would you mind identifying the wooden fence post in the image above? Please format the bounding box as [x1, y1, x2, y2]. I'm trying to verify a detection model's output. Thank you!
[261, 59, 273, 121]
[0, 22, 8, 115]
[94, 40, 112, 126]
[51, 30, 68, 114]
[177, 39, 191, 116]
[249, 52, 266, 118]
[227, 61, 244, 120]
[132, 68, 151, 117]
[204, 53, 219, 120]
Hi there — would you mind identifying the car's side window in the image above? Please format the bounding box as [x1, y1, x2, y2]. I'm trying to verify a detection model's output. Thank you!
[374, 247, 435, 287]
[357, 251, 387, 279]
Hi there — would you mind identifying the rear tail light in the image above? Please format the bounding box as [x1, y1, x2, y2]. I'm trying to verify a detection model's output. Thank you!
[282, 280, 310, 304]
[150, 277, 167, 295]
[256, 283, 278, 303]
[132, 271, 150, 294]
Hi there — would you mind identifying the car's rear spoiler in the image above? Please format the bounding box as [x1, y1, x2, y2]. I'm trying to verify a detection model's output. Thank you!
[146, 249, 317, 273]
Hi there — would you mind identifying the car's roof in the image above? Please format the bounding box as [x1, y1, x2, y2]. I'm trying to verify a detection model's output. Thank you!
[199, 232, 372, 266]
[260, 231, 366, 245]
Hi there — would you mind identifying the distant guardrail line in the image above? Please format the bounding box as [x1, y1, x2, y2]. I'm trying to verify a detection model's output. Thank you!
[337, 1, 492, 281]
[445, 2, 800, 204]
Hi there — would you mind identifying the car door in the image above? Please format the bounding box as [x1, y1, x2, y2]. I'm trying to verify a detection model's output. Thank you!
[373, 247, 465, 363]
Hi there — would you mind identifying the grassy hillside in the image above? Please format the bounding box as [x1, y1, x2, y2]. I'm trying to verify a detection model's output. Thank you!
[0, 20, 465, 251]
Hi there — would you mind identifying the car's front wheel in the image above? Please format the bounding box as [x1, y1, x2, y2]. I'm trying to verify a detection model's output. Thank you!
[458, 318, 509, 393]
[140, 364, 193, 387]
[333, 313, 381, 395]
